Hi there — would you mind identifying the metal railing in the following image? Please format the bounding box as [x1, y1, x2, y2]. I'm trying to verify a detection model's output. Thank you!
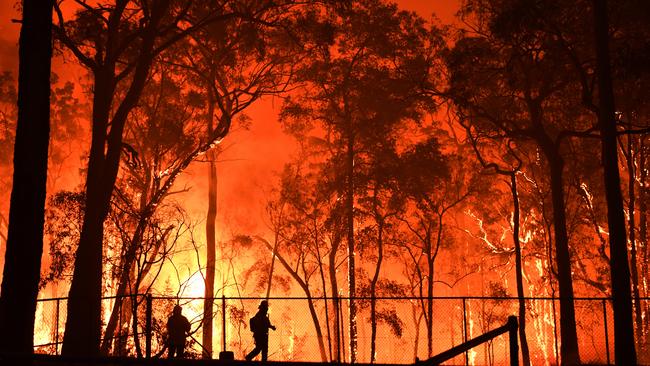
[32, 295, 649, 365]
[418, 316, 518, 366]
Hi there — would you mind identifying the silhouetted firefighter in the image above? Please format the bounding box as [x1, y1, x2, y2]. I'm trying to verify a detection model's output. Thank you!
[167, 305, 190, 358]
[245, 300, 276, 361]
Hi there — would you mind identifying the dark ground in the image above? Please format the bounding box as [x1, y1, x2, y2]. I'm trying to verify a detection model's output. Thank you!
[0, 354, 410, 366]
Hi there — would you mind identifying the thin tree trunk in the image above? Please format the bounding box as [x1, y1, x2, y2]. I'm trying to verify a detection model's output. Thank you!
[203, 104, 218, 358]
[427, 215, 443, 358]
[114, 294, 131, 356]
[547, 153, 581, 365]
[306, 294, 329, 362]
[113, 225, 170, 356]
[329, 234, 342, 362]
[265, 230, 280, 299]
[257, 237, 328, 361]
[314, 227, 333, 361]
[369, 217, 384, 363]
[640, 140, 649, 343]
[0, 0, 53, 354]
[412, 306, 422, 361]
[346, 131, 358, 363]
[130, 294, 142, 357]
[625, 132, 643, 342]
[100, 214, 150, 354]
[340, 294, 347, 362]
[593, 1, 637, 363]
[426, 242, 434, 359]
[102, 169, 151, 355]
[510, 173, 531, 366]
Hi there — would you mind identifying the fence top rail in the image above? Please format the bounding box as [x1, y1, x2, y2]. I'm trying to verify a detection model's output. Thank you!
[36, 294, 145, 302]
[36, 294, 650, 302]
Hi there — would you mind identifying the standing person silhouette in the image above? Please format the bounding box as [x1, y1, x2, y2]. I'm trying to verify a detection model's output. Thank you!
[245, 300, 276, 361]
[167, 305, 191, 358]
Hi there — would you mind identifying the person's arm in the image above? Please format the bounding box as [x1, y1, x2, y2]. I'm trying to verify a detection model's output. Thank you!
[267, 316, 276, 331]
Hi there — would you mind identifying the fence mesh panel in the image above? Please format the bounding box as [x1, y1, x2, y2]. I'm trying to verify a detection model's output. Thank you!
[33, 295, 650, 365]
[33, 298, 59, 354]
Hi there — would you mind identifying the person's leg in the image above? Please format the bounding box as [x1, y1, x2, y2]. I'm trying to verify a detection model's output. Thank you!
[168, 344, 177, 358]
[246, 346, 261, 361]
[179, 340, 186, 358]
[261, 336, 269, 361]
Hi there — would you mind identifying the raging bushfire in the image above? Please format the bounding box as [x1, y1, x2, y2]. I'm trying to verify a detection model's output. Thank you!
[0, 0, 648, 365]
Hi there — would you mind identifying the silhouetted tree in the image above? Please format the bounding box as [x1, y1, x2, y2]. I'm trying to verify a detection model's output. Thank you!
[55, 0, 181, 354]
[448, 4, 590, 360]
[465, 131, 530, 366]
[53, 0, 295, 355]
[356, 145, 403, 363]
[100, 69, 204, 355]
[395, 139, 471, 358]
[259, 156, 344, 361]
[592, 0, 636, 362]
[174, 11, 296, 355]
[0, 0, 54, 354]
[281, 1, 441, 359]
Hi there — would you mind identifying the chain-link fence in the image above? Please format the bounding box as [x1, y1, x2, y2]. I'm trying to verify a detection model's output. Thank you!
[33, 296, 650, 365]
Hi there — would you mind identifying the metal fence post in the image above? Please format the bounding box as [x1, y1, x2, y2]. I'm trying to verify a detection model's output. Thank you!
[603, 299, 610, 365]
[462, 298, 468, 366]
[55, 299, 60, 355]
[508, 316, 519, 366]
[145, 294, 152, 358]
[222, 295, 227, 352]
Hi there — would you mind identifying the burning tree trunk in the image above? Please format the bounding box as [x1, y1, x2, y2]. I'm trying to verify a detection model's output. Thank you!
[0, 0, 53, 354]
[623, 126, 643, 344]
[593, 0, 637, 363]
[640, 139, 650, 343]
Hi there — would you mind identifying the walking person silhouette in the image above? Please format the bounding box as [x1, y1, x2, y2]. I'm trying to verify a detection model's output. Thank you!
[167, 305, 191, 358]
[245, 300, 276, 361]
